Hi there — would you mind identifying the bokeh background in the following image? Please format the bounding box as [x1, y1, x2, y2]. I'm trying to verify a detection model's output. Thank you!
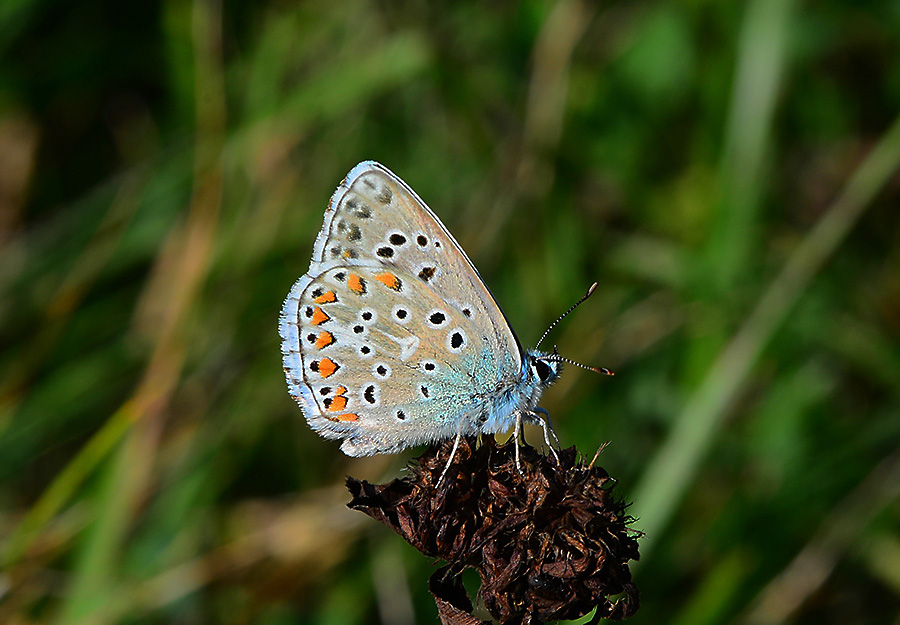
[2, 0, 899, 623]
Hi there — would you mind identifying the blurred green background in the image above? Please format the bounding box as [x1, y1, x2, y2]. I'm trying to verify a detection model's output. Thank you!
[2, 0, 899, 623]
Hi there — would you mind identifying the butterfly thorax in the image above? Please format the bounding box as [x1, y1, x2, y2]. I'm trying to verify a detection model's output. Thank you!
[473, 349, 561, 435]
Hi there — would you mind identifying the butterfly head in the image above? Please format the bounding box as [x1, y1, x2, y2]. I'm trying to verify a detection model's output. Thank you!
[524, 349, 564, 390]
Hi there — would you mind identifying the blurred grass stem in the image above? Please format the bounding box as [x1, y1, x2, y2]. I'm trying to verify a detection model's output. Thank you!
[3, 4, 226, 625]
[632, 111, 900, 557]
[54, 0, 227, 620]
[741, 446, 900, 624]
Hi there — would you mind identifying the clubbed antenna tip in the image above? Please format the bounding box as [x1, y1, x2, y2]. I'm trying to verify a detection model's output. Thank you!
[535, 282, 600, 350]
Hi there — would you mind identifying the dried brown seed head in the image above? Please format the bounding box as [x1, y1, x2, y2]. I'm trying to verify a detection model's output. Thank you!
[347, 436, 640, 624]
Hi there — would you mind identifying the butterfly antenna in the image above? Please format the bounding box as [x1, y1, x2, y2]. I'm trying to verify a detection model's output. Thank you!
[543, 354, 614, 376]
[534, 282, 598, 350]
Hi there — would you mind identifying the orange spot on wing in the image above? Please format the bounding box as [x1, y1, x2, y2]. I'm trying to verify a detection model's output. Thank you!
[348, 273, 366, 294]
[318, 357, 338, 378]
[310, 307, 330, 325]
[323, 387, 353, 418]
[315, 331, 334, 349]
[375, 272, 401, 291]
[314, 291, 337, 304]
[327, 395, 348, 412]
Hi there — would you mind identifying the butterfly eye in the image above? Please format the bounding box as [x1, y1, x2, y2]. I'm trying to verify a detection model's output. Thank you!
[534, 359, 554, 383]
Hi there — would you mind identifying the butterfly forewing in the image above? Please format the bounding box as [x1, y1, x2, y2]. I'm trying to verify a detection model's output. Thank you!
[281, 162, 523, 455]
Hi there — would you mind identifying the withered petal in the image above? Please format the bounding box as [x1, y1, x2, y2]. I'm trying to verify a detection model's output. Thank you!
[430, 568, 492, 625]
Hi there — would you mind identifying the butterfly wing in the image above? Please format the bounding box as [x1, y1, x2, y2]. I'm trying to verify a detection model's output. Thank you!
[280, 162, 524, 455]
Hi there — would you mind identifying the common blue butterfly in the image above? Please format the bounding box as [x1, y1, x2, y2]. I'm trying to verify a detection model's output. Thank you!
[279, 162, 607, 465]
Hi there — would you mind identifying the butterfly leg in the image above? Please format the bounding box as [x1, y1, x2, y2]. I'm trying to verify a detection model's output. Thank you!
[525, 409, 560, 464]
[532, 407, 561, 463]
[437, 428, 464, 487]
[537, 417, 560, 465]
[513, 410, 525, 476]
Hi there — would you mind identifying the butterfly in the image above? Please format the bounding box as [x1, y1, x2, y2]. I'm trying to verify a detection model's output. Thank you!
[279, 162, 608, 470]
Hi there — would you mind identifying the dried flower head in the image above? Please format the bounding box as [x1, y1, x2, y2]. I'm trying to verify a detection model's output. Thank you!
[347, 436, 640, 624]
